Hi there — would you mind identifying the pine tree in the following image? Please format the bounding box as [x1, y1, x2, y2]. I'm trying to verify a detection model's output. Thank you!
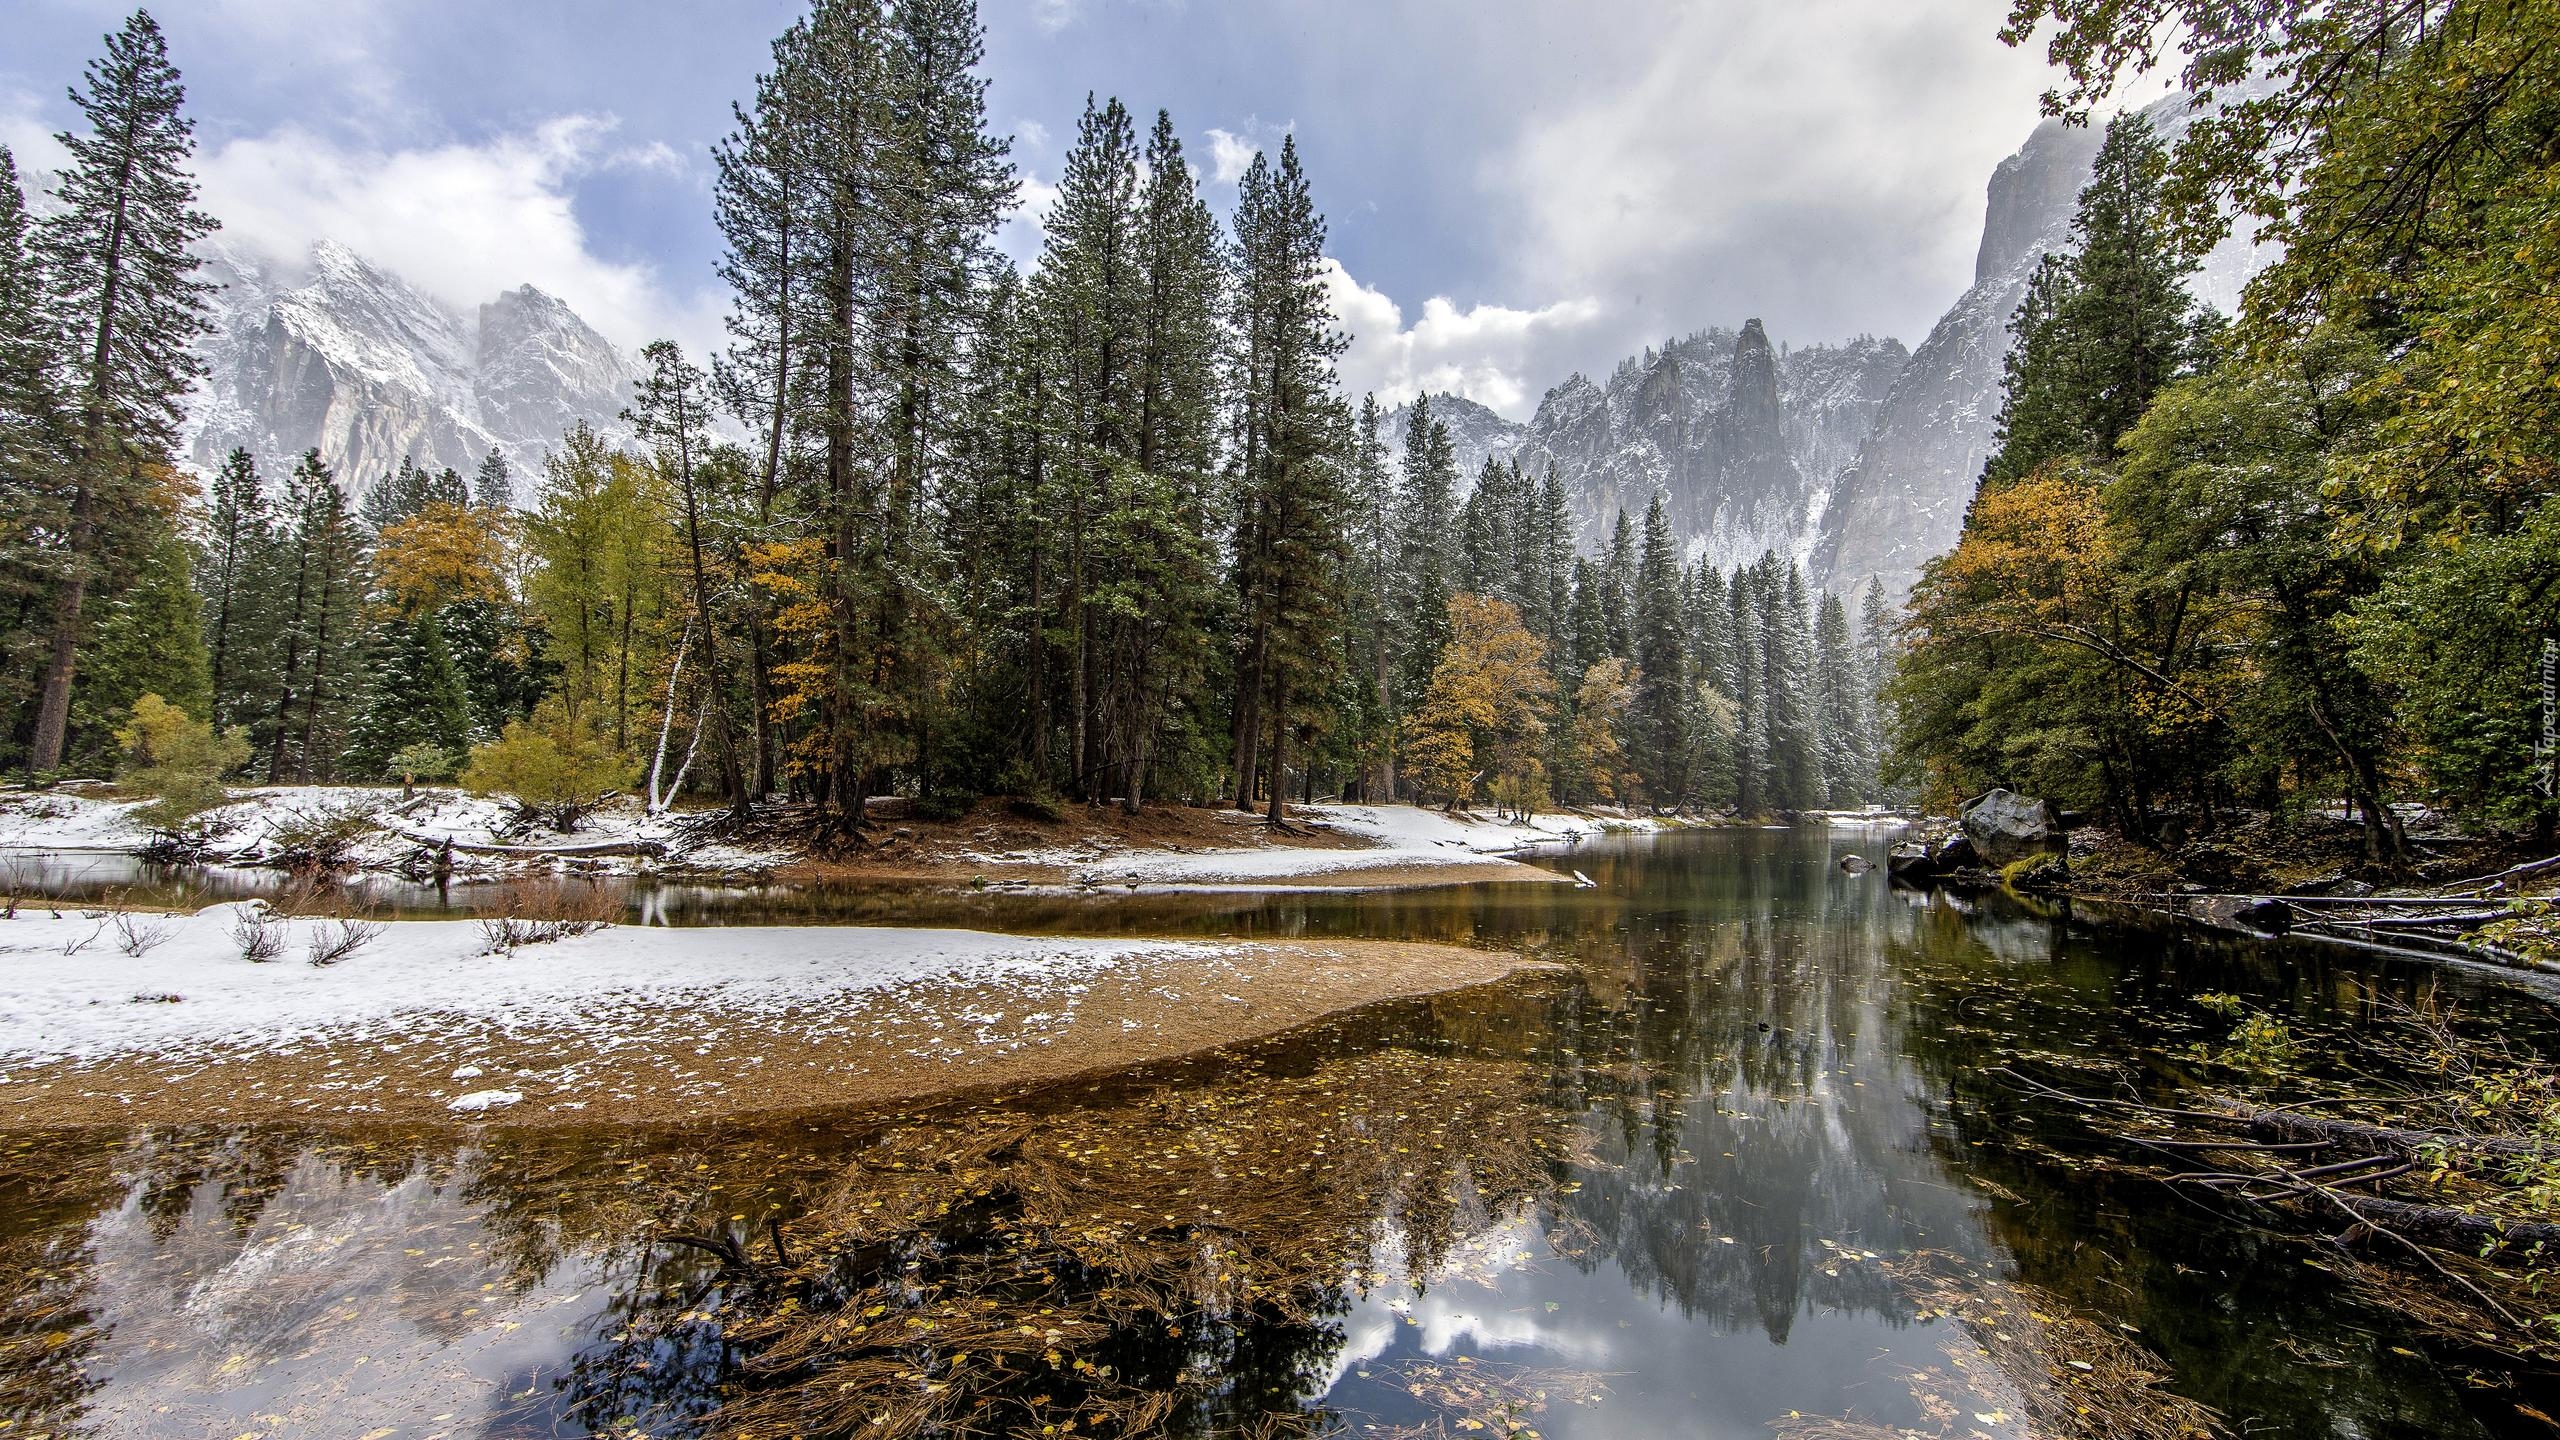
[264, 451, 363, 781]
[1567, 559, 1610, 686]
[68, 492, 208, 775]
[1983, 111, 2214, 490]
[473, 448, 513, 510]
[1036, 94, 1143, 801]
[1628, 491, 1689, 807]
[1729, 566, 1765, 814]
[25, 10, 220, 773]
[197, 447, 274, 733]
[1225, 137, 1348, 822]
[1601, 510, 1636, 659]
[1811, 590, 1867, 806]
[1390, 397, 1458, 710]
[1346, 394, 1396, 797]
[0, 148, 68, 763]
[1532, 469, 1573, 656]
[1759, 558, 1819, 809]
[0, 146, 57, 488]
[343, 610, 471, 780]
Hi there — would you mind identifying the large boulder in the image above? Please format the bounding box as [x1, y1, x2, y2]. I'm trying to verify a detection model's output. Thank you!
[1884, 841, 1938, 882]
[1960, 789, 2063, 865]
[1933, 833, 1980, 870]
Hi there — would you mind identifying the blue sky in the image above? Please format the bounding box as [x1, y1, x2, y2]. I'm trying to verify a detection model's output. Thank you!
[2, 0, 2102, 417]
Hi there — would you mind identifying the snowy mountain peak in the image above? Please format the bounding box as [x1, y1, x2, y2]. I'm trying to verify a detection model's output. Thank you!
[184, 243, 641, 497]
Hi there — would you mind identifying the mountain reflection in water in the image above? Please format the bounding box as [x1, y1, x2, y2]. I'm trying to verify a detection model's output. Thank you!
[2, 827, 2551, 1437]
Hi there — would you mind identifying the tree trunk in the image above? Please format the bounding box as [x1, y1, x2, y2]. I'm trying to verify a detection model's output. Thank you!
[25, 484, 94, 773]
[1265, 674, 1290, 827]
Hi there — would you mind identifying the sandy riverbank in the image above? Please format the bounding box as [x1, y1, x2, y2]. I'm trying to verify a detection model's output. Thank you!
[0, 905, 1557, 1127]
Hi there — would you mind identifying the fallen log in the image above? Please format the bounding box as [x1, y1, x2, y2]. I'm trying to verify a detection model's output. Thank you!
[2244, 1110, 2559, 1160]
[2308, 1191, 2560, 1251]
[2262, 894, 2543, 910]
[2449, 853, 2560, 895]
[384, 824, 667, 859]
[2336, 909, 2516, 931]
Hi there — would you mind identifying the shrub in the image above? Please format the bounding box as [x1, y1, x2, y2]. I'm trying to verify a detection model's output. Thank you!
[307, 916, 384, 966]
[114, 694, 250, 830]
[386, 741, 461, 785]
[231, 905, 287, 962]
[459, 710, 634, 832]
[267, 800, 381, 874]
[477, 880, 617, 952]
[110, 910, 173, 957]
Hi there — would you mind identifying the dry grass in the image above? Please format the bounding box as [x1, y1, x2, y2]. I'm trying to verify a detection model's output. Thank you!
[477, 878, 620, 952]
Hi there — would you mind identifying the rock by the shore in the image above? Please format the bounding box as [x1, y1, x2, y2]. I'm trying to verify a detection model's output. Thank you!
[1885, 842, 1937, 881]
[2194, 895, 2293, 935]
[1961, 789, 2063, 865]
[1839, 853, 1874, 875]
[1933, 833, 1980, 869]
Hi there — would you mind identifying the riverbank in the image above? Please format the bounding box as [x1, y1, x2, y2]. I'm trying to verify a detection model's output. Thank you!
[0, 786, 1670, 892]
[0, 903, 1558, 1127]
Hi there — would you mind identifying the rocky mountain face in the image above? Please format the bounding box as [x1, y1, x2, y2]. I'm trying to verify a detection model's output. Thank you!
[1380, 392, 1527, 490]
[1810, 94, 2275, 598]
[1387, 324, 1908, 574]
[184, 240, 639, 502]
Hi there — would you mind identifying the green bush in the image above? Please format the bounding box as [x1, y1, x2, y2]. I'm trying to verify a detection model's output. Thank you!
[458, 710, 634, 832]
[386, 741, 461, 784]
[114, 693, 249, 830]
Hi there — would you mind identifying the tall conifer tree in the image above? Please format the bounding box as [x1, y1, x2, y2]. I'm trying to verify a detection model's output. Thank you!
[26, 10, 219, 772]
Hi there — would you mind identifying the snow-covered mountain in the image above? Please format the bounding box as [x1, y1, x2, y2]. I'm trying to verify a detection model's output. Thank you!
[1384, 325, 1909, 574]
[1379, 392, 1528, 493]
[1372, 93, 2273, 596]
[184, 240, 640, 501]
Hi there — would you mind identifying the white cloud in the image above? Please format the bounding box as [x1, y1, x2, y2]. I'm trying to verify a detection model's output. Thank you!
[1202, 127, 1256, 185]
[1324, 258, 1610, 420]
[1492, 0, 2055, 348]
[997, 172, 1064, 270]
[195, 114, 723, 357]
[0, 87, 68, 178]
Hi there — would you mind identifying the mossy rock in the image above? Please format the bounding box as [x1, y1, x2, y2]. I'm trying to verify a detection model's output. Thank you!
[2001, 853, 2068, 891]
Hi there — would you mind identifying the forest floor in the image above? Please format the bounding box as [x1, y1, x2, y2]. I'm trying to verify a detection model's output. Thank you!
[2053, 809, 2548, 900]
[0, 785, 1661, 891]
[0, 903, 1559, 1126]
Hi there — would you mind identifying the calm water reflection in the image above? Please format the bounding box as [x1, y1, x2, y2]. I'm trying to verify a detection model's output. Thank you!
[3, 827, 2554, 1437]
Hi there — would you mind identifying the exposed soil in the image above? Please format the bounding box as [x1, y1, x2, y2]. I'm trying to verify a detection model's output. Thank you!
[0, 939, 1561, 1129]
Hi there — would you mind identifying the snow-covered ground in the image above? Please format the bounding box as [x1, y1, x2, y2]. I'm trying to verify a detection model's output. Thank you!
[0, 902, 1201, 1071]
[0, 786, 1677, 892]
[0, 786, 788, 876]
[1065, 804, 1664, 887]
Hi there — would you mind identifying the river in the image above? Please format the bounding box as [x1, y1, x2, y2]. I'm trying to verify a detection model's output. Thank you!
[2, 826, 2552, 1437]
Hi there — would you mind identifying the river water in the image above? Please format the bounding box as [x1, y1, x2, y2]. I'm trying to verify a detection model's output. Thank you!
[3, 826, 2554, 1438]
